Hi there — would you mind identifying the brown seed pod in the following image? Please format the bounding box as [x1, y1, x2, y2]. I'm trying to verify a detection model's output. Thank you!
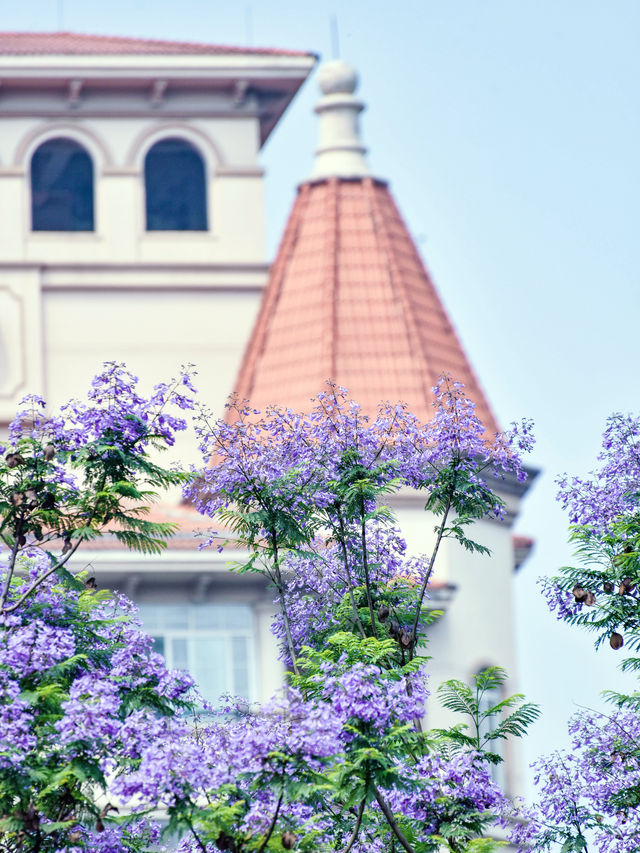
[5, 452, 24, 468]
[68, 832, 81, 843]
[585, 591, 596, 606]
[43, 443, 56, 461]
[10, 492, 24, 507]
[619, 578, 636, 595]
[17, 534, 26, 547]
[61, 537, 72, 555]
[85, 577, 97, 590]
[377, 604, 390, 622]
[572, 584, 588, 603]
[399, 630, 414, 649]
[215, 835, 235, 851]
[610, 632, 624, 650]
[281, 831, 296, 850]
[603, 581, 614, 594]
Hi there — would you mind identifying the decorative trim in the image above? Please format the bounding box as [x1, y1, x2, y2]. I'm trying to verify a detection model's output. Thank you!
[67, 79, 83, 108]
[13, 121, 114, 168]
[215, 166, 264, 177]
[125, 121, 226, 170]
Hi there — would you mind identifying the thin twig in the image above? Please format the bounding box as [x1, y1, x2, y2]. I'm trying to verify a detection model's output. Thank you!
[271, 533, 300, 677]
[409, 481, 457, 653]
[372, 784, 416, 853]
[3, 539, 82, 614]
[359, 490, 378, 639]
[0, 512, 24, 610]
[338, 796, 366, 853]
[336, 510, 367, 638]
[256, 789, 284, 853]
[184, 815, 208, 853]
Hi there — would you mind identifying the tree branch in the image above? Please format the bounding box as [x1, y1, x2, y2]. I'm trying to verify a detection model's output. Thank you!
[338, 796, 366, 853]
[256, 789, 284, 853]
[372, 784, 415, 853]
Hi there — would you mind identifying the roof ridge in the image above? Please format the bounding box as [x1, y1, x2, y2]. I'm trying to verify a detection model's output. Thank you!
[0, 31, 315, 58]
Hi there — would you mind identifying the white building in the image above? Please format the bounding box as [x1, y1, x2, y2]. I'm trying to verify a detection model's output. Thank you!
[0, 33, 533, 801]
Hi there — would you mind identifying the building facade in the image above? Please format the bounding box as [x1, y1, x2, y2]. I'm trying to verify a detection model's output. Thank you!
[0, 33, 532, 800]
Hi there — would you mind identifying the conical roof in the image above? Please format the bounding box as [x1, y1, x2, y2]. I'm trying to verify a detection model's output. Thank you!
[232, 61, 500, 434]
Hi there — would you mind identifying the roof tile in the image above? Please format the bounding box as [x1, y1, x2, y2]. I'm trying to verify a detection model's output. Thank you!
[232, 177, 500, 434]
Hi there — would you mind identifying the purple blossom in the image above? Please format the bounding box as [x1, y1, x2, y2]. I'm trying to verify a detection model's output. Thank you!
[557, 412, 640, 534]
[538, 576, 583, 620]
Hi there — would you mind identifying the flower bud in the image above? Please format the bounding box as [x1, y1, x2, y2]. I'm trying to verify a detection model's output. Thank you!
[281, 831, 296, 849]
[610, 632, 624, 650]
[572, 584, 587, 603]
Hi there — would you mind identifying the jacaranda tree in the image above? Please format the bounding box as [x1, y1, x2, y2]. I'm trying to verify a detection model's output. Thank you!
[512, 413, 640, 852]
[0, 369, 540, 853]
[0, 363, 199, 852]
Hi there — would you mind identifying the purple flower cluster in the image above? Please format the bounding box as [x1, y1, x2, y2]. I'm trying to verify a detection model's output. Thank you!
[511, 706, 640, 850]
[320, 659, 429, 734]
[557, 412, 640, 534]
[0, 548, 196, 850]
[386, 750, 505, 832]
[0, 618, 75, 676]
[538, 576, 584, 621]
[272, 526, 431, 658]
[188, 378, 533, 528]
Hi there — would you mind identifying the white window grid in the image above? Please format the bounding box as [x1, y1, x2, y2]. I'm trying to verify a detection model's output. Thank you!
[138, 603, 257, 707]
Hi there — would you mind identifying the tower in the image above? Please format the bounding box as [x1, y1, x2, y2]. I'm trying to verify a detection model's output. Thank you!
[231, 59, 533, 797]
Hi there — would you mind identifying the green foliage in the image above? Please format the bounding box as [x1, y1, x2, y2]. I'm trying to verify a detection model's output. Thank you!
[436, 667, 540, 763]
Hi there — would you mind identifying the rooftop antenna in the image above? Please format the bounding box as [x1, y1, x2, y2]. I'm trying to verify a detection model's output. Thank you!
[245, 6, 253, 46]
[330, 14, 340, 59]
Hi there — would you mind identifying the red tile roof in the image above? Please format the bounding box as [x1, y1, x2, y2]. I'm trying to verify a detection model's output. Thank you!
[233, 176, 500, 433]
[0, 31, 312, 57]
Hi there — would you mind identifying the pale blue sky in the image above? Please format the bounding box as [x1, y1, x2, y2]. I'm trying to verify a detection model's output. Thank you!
[3, 0, 639, 796]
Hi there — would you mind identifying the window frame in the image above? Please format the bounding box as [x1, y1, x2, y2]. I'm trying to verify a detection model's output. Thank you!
[30, 136, 95, 233]
[143, 136, 209, 232]
[138, 602, 257, 707]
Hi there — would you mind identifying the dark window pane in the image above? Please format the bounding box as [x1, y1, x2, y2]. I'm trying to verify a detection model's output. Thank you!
[145, 138, 207, 231]
[151, 636, 165, 657]
[31, 138, 94, 231]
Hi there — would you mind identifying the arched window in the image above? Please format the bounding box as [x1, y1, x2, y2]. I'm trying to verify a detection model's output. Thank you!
[144, 138, 207, 231]
[31, 138, 94, 231]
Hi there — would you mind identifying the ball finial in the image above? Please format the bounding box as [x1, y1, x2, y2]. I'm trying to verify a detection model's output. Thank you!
[317, 59, 358, 96]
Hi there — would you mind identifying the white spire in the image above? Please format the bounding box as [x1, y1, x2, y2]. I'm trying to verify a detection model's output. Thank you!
[309, 59, 371, 180]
